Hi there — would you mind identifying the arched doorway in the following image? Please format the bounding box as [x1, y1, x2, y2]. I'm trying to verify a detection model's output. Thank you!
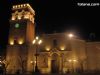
[51, 53, 59, 73]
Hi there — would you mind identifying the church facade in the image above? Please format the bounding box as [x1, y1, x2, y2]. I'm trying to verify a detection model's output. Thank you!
[6, 4, 100, 74]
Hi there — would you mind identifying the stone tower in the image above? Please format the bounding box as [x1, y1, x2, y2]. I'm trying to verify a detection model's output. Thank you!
[6, 3, 35, 74]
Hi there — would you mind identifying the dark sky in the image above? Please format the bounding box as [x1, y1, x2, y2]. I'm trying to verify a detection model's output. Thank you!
[0, 0, 100, 50]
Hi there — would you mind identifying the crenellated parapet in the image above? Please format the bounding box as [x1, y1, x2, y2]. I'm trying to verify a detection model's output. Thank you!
[11, 3, 35, 23]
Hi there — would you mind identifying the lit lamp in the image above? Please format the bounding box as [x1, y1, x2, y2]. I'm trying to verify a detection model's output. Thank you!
[13, 6, 15, 9]
[24, 15, 29, 19]
[18, 15, 21, 20]
[68, 59, 72, 62]
[18, 39, 23, 45]
[21, 5, 23, 7]
[45, 46, 50, 51]
[15, 5, 17, 8]
[32, 36, 42, 73]
[0, 60, 2, 67]
[68, 33, 74, 39]
[30, 61, 34, 71]
[18, 5, 20, 8]
[0, 57, 3, 67]
[60, 46, 65, 50]
[12, 17, 15, 20]
[46, 48, 50, 51]
[18, 41, 23, 45]
[24, 4, 26, 7]
[10, 40, 14, 45]
[0, 60, 2, 63]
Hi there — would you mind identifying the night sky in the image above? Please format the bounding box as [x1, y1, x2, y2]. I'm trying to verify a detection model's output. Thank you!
[0, 0, 100, 51]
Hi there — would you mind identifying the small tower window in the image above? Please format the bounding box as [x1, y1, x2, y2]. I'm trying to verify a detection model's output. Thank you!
[53, 39, 57, 47]
[14, 36, 18, 44]
[14, 39, 18, 44]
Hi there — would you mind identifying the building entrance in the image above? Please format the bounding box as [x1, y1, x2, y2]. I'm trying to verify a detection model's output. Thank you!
[51, 53, 59, 73]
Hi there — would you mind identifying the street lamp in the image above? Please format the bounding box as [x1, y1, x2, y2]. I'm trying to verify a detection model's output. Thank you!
[32, 36, 42, 73]
[68, 33, 74, 39]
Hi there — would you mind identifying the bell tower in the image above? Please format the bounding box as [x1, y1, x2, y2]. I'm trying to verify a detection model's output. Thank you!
[6, 4, 35, 74]
[9, 3, 35, 44]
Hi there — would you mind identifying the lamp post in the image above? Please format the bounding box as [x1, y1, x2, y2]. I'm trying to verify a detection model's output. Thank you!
[32, 36, 42, 73]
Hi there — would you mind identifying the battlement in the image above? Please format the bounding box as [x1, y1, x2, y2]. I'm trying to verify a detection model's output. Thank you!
[11, 3, 35, 23]
[12, 3, 35, 15]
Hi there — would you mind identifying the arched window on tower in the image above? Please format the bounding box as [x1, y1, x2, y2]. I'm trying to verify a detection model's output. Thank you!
[53, 39, 58, 47]
[14, 36, 18, 44]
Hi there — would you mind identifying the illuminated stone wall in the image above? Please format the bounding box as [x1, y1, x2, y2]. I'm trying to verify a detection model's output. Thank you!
[86, 42, 100, 71]
[6, 45, 28, 73]
[70, 39, 87, 71]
